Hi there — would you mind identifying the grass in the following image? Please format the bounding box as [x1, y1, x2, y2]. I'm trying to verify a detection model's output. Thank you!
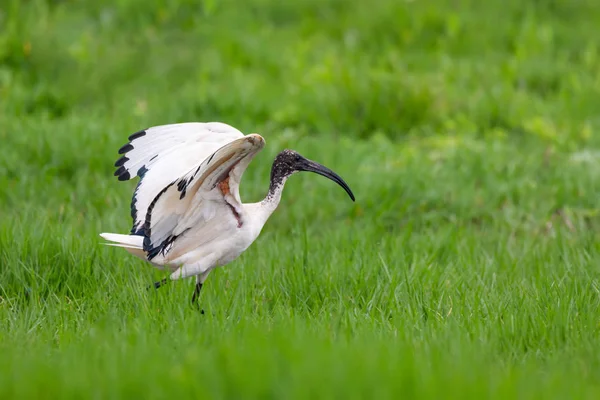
[2, 0, 600, 398]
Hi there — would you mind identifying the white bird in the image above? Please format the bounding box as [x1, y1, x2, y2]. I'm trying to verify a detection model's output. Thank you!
[100, 122, 355, 309]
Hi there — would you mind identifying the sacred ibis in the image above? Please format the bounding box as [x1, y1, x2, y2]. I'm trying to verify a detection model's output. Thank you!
[100, 122, 355, 309]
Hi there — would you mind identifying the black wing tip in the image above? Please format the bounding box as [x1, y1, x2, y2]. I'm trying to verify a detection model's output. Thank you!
[118, 143, 134, 154]
[113, 165, 131, 181]
[114, 155, 129, 167]
[118, 171, 131, 181]
[117, 128, 146, 159]
[128, 130, 147, 141]
[114, 166, 125, 176]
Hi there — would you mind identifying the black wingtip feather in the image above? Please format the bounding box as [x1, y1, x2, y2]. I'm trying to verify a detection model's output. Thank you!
[114, 166, 126, 177]
[118, 171, 131, 181]
[114, 156, 129, 167]
[128, 130, 147, 141]
[118, 143, 134, 154]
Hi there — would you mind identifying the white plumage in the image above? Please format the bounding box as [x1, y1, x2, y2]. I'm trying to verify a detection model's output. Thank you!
[100, 121, 355, 307]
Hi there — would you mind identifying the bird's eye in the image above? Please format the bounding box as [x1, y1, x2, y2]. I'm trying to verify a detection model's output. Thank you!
[295, 155, 301, 161]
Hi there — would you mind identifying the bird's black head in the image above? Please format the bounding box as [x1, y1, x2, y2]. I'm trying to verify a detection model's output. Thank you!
[270, 149, 355, 201]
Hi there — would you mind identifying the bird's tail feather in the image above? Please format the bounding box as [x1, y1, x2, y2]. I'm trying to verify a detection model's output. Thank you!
[100, 233, 143, 248]
[99, 232, 145, 258]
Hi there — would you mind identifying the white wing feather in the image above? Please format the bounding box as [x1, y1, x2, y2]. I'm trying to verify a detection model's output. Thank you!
[141, 134, 265, 263]
[113, 122, 245, 234]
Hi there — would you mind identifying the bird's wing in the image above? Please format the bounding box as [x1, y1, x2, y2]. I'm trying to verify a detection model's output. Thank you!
[112, 122, 245, 234]
[140, 134, 266, 262]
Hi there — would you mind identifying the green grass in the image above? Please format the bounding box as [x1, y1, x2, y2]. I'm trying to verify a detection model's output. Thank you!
[2, 0, 600, 398]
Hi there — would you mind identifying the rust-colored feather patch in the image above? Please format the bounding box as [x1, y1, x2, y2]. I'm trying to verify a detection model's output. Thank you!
[218, 177, 231, 196]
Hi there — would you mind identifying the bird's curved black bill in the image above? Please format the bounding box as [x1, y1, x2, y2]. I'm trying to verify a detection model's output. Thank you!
[300, 160, 355, 201]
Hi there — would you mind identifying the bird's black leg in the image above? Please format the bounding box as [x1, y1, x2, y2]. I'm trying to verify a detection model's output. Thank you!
[191, 281, 205, 314]
[147, 278, 168, 291]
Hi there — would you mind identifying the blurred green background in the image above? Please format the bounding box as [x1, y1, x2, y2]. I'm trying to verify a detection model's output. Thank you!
[1, 0, 600, 399]
[3, 0, 599, 140]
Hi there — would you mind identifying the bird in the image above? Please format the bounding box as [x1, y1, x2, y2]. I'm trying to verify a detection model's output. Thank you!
[99, 122, 355, 310]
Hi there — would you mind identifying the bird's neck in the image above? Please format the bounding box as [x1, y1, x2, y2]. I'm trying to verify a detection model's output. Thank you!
[242, 177, 288, 238]
[253, 159, 293, 222]
[246, 157, 294, 230]
[261, 175, 288, 214]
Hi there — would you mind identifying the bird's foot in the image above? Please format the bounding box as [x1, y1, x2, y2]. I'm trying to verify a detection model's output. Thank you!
[190, 300, 205, 314]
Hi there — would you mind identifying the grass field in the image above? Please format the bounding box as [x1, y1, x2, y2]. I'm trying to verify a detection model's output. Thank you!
[2, 0, 600, 398]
